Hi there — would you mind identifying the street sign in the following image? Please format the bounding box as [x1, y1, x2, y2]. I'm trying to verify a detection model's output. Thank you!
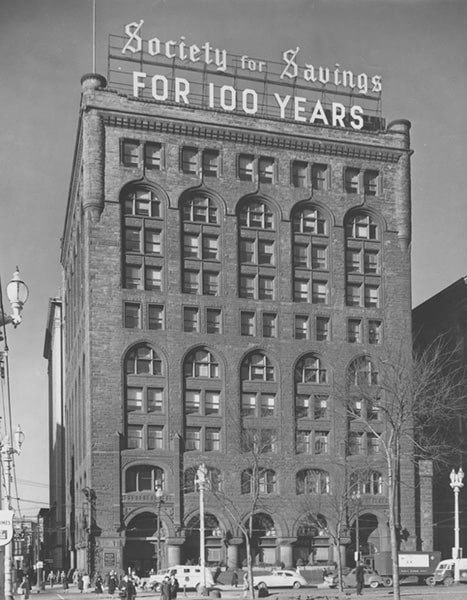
[0, 510, 14, 546]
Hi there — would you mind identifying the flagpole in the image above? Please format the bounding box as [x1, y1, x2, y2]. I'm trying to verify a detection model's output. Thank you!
[92, 0, 96, 72]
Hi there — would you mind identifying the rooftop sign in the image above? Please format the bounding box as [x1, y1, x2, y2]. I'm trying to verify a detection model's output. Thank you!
[107, 21, 383, 131]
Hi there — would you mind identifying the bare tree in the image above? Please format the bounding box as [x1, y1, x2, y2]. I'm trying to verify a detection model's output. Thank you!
[343, 340, 467, 600]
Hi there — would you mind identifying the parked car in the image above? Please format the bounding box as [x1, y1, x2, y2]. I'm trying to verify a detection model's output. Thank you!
[253, 570, 308, 589]
[332, 566, 385, 589]
[148, 566, 214, 591]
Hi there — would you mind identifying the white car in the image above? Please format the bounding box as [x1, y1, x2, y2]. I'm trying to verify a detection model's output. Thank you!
[148, 566, 214, 591]
[253, 569, 308, 589]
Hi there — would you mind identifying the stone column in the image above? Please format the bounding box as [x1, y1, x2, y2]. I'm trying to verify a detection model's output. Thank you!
[419, 460, 434, 550]
[166, 537, 185, 567]
[277, 538, 296, 568]
[226, 538, 243, 569]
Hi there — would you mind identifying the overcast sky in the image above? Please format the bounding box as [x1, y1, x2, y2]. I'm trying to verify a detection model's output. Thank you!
[0, 0, 465, 517]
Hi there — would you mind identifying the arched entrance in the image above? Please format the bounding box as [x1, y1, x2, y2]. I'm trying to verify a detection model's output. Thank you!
[124, 512, 164, 576]
[239, 513, 278, 567]
[294, 514, 330, 566]
[348, 513, 379, 566]
[185, 514, 224, 566]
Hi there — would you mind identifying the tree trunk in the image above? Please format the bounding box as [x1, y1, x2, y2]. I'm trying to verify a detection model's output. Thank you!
[387, 452, 401, 600]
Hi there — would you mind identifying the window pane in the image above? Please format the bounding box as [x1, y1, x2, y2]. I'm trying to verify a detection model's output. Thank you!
[183, 270, 199, 294]
[205, 391, 220, 415]
[262, 313, 277, 338]
[239, 154, 254, 181]
[145, 229, 161, 255]
[125, 263, 142, 289]
[186, 428, 201, 450]
[316, 316, 330, 341]
[315, 395, 328, 419]
[206, 308, 222, 334]
[240, 275, 255, 299]
[185, 390, 201, 414]
[312, 164, 328, 190]
[312, 281, 328, 304]
[203, 271, 219, 296]
[364, 170, 379, 195]
[126, 387, 143, 412]
[144, 142, 162, 169]
[122, 140, 139, 166]
[148, 426, 163, 450]
[145, 266, 162, 291]
[346, 284, 362, 307]
[258, 240, 275, 265]
[184, 307, 199, 332]
[292, 161, 308, 188]
[348, 319, 362, 343]
[148, 388, 163, 412]
[203, 150, 219, 177]
[127, 426, 143, 449]
[345, 168, 359, 192]
[365, 285, 380, 308]
[148, 305, 164, 330]
[205, 428, 221, 451]
[124, 303, 141, 328]
[294, 315, 309, 340]
[296, 395, 310, 419]
[182, 147, 198, 173]
[312, 245, 327, 270]
[184, 234, 200, 258]
[241, 311, 255, 336]
[260, 394, 275, 417]
[241, 393, 256, 416]
[369, 320, 382, 344]
[258, 157, 275, 183]
[203, 236, 219, 260]
[125, 227, 141, 252]
[259, 276, 274, 300]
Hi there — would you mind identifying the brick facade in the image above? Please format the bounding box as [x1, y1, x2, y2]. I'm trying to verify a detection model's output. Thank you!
[57, 73, 420, 576]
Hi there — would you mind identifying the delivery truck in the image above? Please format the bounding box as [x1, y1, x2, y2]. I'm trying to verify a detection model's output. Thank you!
[432, 558, 467, 586]
[371, 551, 441, 586]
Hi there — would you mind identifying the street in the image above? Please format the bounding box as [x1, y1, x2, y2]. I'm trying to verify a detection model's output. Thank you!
[23, 584, 467, 600]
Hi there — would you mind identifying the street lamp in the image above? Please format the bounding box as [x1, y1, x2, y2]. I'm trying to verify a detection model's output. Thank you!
[0, 268, 29, 330]
[155, 482, 163, 573]
[450, 467, 464, 559]
[1, 425, 25, 600]
[351, 489, 362, 563]
[195, 464, 207, 590]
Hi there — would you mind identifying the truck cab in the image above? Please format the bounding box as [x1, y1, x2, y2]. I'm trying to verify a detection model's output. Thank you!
[433, 558, 467, 586]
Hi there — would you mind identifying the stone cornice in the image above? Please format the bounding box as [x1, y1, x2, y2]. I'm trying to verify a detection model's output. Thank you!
[102, 114, 403, 163]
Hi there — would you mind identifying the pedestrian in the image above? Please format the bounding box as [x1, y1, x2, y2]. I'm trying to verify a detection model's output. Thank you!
[231, 570, 238, 588]
[160, 575, 171, 600]
[169, 571, 179, 600]
[242, 572, 249, 598]
[355, 562, 365, 596]
[108, 571, 117, 596]
[95, 573, 104, 593]
[21, 575, 30, 600]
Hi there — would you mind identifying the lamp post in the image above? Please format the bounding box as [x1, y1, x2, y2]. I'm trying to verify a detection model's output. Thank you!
[155, 482, 163, 572]
[196, 464, 207, 590]
[1, 425, 25, 600]
[351, 490, 362, 563]
[450, 467, 464, 559]
[0, 268, 29, 331]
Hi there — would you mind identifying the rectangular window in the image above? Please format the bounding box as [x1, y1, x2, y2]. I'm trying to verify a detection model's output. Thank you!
[202, 235, 219, 261]
[348, 319, 362, 343]
[293, 243, 309, 268]
[238, 154, 255, 181]
[148, 304, 164, 330]
[346, 249, 362, 273]
[346, 283, 362, 307]
[292, 161, 308, 188]
[294, 278, 309, 302]
[296, 395, 311, 419]
[365, 284, 380, 308]
[183, 307, 199, 332]
[349, 432, 365, 455]
[312, 280, 328, 304]
[203, 271, 219, 296]
[260, 429, 277, 453]
[314, 395, 328, 419]
[316, 316, 330, 341]
[148, 426, 164, 450]
[368, 433, 380, 455]
[147, 388, 163, 412]
[259, 275, 275, 300]
[260, 394, 275, 417]
[345, 167, 360, 193]
[258, 157, 275, 183]
[125, 226, 142, 252]
[183, 270, 199, 294]
[144, 142, 163, 170]
[294, 315, 309, 340]
[312, 245, 327, 270]
[145, 229, 162, 255]
[145, 266, 162, 291]
[241, 393, 256, 417]
[240, 275, 255, 299]
[368, 319, 382, 344]
[202, 149, 220, 177]
[296, 430, 311, 454]
[364, 170, 379, 195]
[126, 387, 143, 412]
[127, 425, 143, 449]
[122, 140, 140, 166]
[315, 431, 329, 454]
[181, 147, 198, 173]
[312, 164, 328, 190]
[240, 238, 255, 263]
[364, 250, 379, 274]
[241, 311, 255, 336]
[206, 308, 222, 334]
[185, 428, 201, 451]
[124, 303, 141, 328]
[205, 428, 221, 451]
[205, 391, 220, 415]
[262, 312, 277, 338]
[185, 390, 201, 414]
[258, 240, 275, 265]
[125, 263, 143, 289]
[183, 233, 200, 258]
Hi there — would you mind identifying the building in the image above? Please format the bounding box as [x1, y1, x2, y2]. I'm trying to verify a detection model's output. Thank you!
[413, 276, 467, 558]
[49, 27, 424, 576]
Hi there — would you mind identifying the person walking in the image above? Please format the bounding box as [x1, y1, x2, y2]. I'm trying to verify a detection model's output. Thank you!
[169, 571, 179, 600]
[77, 572, 84, 593]
[242, 572, 249, 599]
[160, 575, 171, 600]
[355, 562, 365, 596]
[231, 570, 238, 588]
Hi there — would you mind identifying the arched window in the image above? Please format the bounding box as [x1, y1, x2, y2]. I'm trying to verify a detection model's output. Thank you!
[350, 471, 383, 495]
[241, 352, 275, 382]
[241, 468, 277, 494]
[295, 355, 327, 384]
[124, 344, 165, 451]
[122, 187, 165, 290]
[238, 199, 277, 300]
[345, 212, 382, 310]
[292, 205, 329, 304]
[348, 356, 378, 387]
[125, 465, 165, 492]
[296, 469, 330, 494]
[184, 349, 220, 379]
[181, 193, 221, 296]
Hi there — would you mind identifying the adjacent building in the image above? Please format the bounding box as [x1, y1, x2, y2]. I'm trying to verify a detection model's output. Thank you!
[45, 29, 425, 575]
